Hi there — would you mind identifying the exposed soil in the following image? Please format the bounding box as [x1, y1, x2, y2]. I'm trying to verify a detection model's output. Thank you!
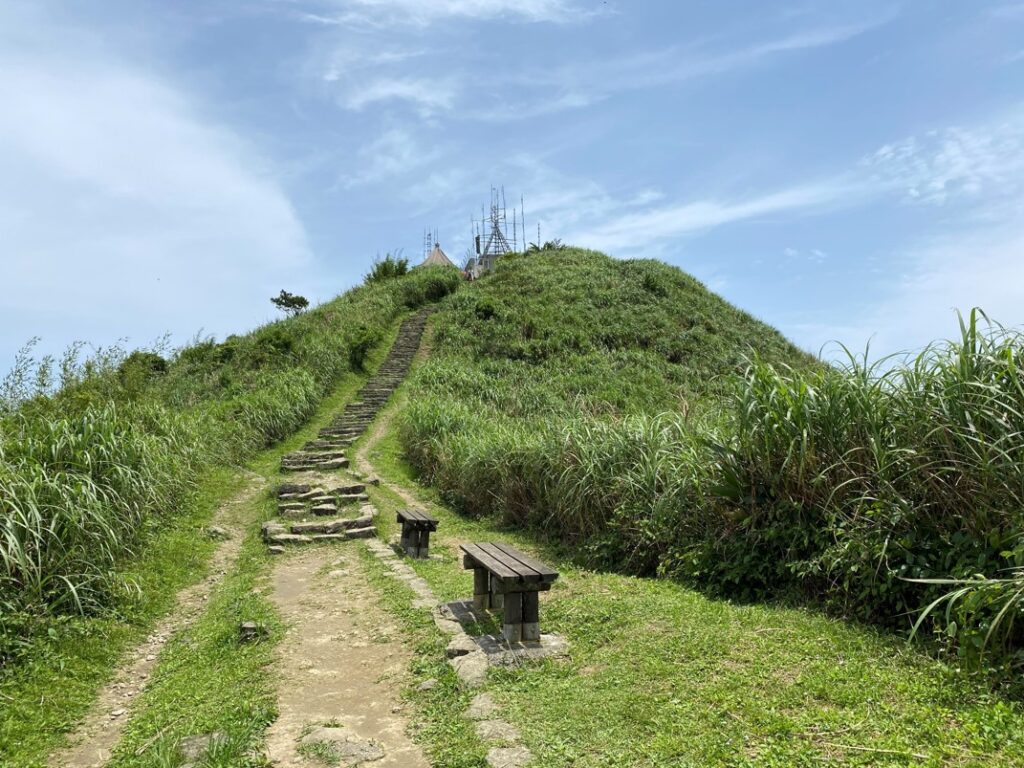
[263, 545, 429, 768]
[49, 473, 266, 768]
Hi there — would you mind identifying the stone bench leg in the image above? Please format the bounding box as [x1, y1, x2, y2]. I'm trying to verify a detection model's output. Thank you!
[416, 529, 430, 559]
[522, 591, 540, 642]
[473, 567, 490, 610]
[489, 581, 504, 613]
[502, 591, 524, 643]
[400, 524, 415, 556]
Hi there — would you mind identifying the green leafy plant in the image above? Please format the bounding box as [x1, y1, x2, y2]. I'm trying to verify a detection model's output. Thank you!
[364, 252, 409, 284]
[270, 290, 309, 317]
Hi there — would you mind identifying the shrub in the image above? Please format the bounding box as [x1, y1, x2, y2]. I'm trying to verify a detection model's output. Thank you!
[348, 325, 380, 372]
[365, 253, 409, 284]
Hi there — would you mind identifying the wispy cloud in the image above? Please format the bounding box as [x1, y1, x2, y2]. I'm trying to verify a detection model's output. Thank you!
[0, 2, 311, 364]
[475, 18, 892, 120]
[863, 116, 1024, 205]
[343, 76, 459, 114]
[341, 127, 442, 187]
[797, 219, 1024, 360]
[521, 109, 1024, 256]
[988, 3, 1024, 20]
[293, 0, 592, 27]
[565, 181, 860, 252]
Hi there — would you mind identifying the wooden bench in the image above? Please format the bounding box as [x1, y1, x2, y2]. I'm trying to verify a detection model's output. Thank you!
[396, 509, 439, 558]
[461, 543, 559, 643]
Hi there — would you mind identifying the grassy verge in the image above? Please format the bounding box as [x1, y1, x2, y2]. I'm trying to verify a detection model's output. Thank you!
[364, 403, 1024, 767]
[0, 468, 241, 767]
[106, 494, 279, 768]
[0, 313, 409, 767]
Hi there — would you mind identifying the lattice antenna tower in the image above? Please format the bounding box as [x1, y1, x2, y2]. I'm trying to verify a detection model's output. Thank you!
[473, 186, 527, 257]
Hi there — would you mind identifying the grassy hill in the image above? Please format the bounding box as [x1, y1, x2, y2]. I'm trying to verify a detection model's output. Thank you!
[403, 247, 1024, 678]
[0, 266, 461, 662]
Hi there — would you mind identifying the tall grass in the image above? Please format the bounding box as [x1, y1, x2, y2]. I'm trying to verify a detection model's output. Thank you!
[0, 266, 461, 661]
[403, 250, 1024, 677]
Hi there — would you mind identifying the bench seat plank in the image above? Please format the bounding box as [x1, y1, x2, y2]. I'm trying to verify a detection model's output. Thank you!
[491, 543, 558, 581]
[396, 509, 438, 530]
[461, 543, 521, 581]
[476, 543, 545, 583]
[461, 542, 558, 585]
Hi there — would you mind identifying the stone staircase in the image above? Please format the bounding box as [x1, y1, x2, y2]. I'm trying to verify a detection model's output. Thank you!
[279, 309, 430, 473]
[262, 481, 378, 546]
[266, 309, 431, 548]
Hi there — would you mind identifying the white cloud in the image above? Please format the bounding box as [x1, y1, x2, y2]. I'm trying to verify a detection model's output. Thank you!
[477, 19, 890, 120]
[300, 0, 588, 26]
[798, 219, 1024, 360]
[343, 76, 459, 114]
[0, 4, 311, 365]
[341, 128, 442, 187]
[863, 118, 1024, 205]
[565, 181, 859, 252]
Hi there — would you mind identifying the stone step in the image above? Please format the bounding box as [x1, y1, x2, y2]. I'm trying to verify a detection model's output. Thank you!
[329, 483, 367, 495]
[290, 515, 373, 534]
[337, 493, 370, 504]
[264, 528, 375, 545]
[303, 439, 352, 450]
[280, 458, 349, 471]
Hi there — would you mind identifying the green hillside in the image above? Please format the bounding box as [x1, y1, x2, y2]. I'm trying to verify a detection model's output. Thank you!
[0, 266, 460, 659]
[404, 247, 1024, 676]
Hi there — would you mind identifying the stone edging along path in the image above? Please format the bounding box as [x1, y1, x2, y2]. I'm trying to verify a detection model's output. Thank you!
[363, 540, 534, 768]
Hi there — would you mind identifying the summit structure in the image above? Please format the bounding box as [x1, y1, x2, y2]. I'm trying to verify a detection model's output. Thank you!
[419, 242, 456, 269]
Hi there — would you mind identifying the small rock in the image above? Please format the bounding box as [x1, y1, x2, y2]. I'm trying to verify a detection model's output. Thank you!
[486, 745, 532, 768]
[366, 475, 382, 486]
[299, 727, 384, 764]
[465, 692, 499, 720]
[416, 678, 438, 692]
[180, 731, 227, 762]
[239, 621, 267, 643]
[446, 634, 479, 659]
[476, 719, 521, 744]
[268, 545, 286, 556]
[450, 650, 489, 688]
[206, 525, 231, 540]
[110, 708, 126, 719]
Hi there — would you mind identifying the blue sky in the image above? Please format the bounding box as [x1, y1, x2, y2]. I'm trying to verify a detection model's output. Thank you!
[1, 0, 1023, 369]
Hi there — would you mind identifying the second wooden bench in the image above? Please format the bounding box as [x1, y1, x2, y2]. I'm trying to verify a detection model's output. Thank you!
[396, 508, 439, 558]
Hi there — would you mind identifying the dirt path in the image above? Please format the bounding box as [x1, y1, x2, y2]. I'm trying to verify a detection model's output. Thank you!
[262, 313, 435, 766]
[263, 545, 429, 767]
[49, 472, 266, 768]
